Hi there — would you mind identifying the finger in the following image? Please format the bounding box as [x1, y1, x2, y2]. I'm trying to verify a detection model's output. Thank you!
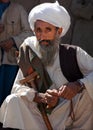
[45, 93, 52, 98]
[46, 89, 52, 93]
[58, 86, 66, 96]
[58, 86, 63, 91]
[46, 89, 58, 96]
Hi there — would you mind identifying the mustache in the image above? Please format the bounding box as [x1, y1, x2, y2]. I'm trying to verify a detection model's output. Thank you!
[39, 40, 51, 45]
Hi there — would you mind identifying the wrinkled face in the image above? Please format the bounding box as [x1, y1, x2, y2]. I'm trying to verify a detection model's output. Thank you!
[34, 20, 62, 45]
[0, 0, 9, 3]
[34, 20, 62, 66]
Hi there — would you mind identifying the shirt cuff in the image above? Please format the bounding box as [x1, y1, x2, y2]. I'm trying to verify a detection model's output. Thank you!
[20, 88, 36, 102]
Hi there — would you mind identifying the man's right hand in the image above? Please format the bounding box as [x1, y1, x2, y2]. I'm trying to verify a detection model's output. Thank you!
[34, 92, 46, 104]
[45, 89, 59, 109]
[34, 90, 59, 109]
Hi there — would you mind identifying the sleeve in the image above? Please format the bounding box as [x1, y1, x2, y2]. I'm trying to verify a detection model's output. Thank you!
[76, 46, 93, 100]
[11, 69, 36, 102]
[12, 5, 33, 48]
[71, 0, 93, 20]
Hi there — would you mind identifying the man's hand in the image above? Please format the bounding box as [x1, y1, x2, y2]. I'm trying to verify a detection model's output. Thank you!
[58, 81, 82, 100]
[34, 89, 59, 109]
[45, 89, 59, 109]
[34, 92, 46, 104]
[0, 38, 15, 52]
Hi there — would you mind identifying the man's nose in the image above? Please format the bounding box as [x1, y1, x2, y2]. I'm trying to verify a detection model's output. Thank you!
[40, 33, 47, 40]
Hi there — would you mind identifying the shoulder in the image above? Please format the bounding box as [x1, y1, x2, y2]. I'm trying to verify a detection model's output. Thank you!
[9, 2, 26, 11]
[59, 44, 77, 55]
[24, 36, 38, 46]
[60, 44, 84, 53]
[60, 44, 77, 49]
[59, 44, 79, 62]
[10, 2, 23, 7]
[22, 36, 41, 57]
[59, 44, 88, 61]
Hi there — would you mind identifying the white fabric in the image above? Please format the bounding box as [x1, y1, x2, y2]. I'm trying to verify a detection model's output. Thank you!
[0, 36, 93, 130]
[28, 1, 71, 37]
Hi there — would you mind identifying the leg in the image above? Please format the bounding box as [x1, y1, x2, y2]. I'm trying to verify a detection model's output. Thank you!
[0, 128, 19, 130]
[0, 94, 47, 130]
[0, 123, 18, 130]
[65, 90, 93, 130]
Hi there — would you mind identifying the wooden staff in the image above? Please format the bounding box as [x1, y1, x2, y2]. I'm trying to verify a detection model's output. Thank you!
[20, 71, 53, 130]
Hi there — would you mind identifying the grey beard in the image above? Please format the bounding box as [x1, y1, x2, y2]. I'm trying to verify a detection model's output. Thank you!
[39, 37, 61, 66]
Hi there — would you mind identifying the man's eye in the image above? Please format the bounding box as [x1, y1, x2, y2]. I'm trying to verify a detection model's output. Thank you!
[46, 28, 51, 32]
[36, 28, 42, 33]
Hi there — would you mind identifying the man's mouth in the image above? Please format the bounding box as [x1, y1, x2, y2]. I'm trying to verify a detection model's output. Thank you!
[39, 40, 51, 45]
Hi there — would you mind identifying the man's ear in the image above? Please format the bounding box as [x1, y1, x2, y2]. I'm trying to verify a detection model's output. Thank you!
[57, 28, 63, 36]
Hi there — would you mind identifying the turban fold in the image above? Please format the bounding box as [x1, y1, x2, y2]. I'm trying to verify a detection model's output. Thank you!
[28, 1, 71, 37]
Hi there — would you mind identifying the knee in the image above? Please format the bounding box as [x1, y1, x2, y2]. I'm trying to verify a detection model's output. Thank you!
[4, 94, 20, 106]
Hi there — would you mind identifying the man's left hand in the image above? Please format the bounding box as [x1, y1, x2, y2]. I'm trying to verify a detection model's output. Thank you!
[58, 81, 82, 100]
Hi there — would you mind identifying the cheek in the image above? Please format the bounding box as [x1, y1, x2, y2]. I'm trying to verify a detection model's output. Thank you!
[46, 32, 57, 40]
[34, 32, 40, 39]
[50, 32, 57, 40]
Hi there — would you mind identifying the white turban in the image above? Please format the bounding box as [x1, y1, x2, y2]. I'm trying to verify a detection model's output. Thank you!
[28, 1, 71, 37]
